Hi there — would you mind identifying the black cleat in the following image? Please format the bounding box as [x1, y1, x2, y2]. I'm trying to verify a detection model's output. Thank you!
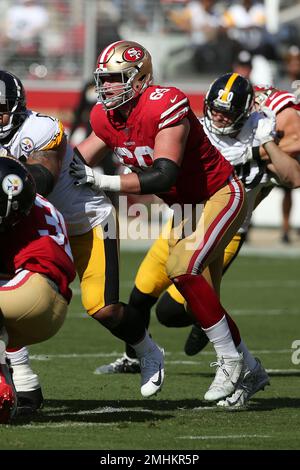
[94, 354, 141, 374]
[17, 387, 44, 416]
[184, 324, 209, 356]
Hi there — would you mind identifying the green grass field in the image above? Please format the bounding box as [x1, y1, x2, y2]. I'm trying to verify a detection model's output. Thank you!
[1, 251, 300, 450]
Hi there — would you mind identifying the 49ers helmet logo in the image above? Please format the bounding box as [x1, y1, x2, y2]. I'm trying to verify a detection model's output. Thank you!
[123, 47, 144, 62]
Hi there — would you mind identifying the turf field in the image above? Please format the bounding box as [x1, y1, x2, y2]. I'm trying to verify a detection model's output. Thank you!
[0, 251, 300, 450]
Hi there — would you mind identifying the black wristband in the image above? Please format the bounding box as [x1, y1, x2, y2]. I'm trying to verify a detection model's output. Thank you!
[252, 146, 260, 161]
[73, 147, 89, 164]
[24, 163, 55, 196]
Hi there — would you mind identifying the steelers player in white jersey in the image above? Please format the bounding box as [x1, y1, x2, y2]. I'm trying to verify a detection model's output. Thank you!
[0, 70, 164, 412]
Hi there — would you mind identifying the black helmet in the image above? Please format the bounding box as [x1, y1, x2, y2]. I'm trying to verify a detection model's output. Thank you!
[0, 70, 27, 139]
[0, 156, 36, 230]
[204, 73, 254, 135]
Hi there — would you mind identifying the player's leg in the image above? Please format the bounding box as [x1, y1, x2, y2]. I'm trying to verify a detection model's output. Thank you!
[216, 185, 272, 408]
[6, 347, 43, 414]
[94, 221, 173, 375]
[1, 271, 69, 418]
[183, 182, 272, 358]
[70, 221, 164, 397]
[0, 312, 17, 424]
[183, 231, 246, 356]
[166, 175, 249, 401]
[156, 283, 210, 355]
[156, 284, 189, 327]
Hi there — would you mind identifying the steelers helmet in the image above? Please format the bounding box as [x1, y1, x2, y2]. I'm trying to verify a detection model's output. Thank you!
[204, 73, 254, 135]
[94, 40, 153, 110]
[0, 70, 27, 139]
[0, 156, 36, 230]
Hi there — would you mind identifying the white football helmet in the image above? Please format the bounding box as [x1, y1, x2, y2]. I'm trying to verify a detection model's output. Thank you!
[94, 40, 153, 110]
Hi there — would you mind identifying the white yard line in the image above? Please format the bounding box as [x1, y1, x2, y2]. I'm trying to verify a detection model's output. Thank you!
[29, 349, 294, 361]
[46, 407, 152, 417]
[20, 422, 119, 429]
[176, 434, 271, 440]
[68, 309, 299, 319]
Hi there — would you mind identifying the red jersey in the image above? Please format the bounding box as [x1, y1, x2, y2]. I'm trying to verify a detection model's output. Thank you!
[91, 85, 233, 205]
[0, 195, 75, 302]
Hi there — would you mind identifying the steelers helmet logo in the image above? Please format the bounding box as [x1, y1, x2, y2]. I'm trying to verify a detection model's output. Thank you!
[2, 174, 23, 196]
[20, 137, 34, 154]
[123, 47, 144, 62]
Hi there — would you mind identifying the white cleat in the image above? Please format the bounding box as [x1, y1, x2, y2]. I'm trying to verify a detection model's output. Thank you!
[217, 358, 270, 409]
[139, 345, 165, 398]
[204, 353, 244, 402]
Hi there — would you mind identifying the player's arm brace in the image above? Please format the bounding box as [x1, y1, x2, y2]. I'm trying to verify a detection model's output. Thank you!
[24, 135, 67, 196]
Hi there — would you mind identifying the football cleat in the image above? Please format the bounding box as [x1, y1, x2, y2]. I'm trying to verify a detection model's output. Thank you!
[204, 353, 244, 402]
[94, 353, 140, 375]
[0, 360, 17, 424]
[16, 387, 44, 415]
[10, 363, 43, 414]
[217, 358, 270, 409]
[184, 324, 209, 356]
[139, 345, 165, 398]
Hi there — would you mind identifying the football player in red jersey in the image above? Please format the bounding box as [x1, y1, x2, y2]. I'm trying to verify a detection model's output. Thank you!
[0, 156, 76, 423]
[69, 40, 269, 403]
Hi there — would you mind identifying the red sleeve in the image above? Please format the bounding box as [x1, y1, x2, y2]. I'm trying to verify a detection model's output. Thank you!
[265, 91, 297, 115]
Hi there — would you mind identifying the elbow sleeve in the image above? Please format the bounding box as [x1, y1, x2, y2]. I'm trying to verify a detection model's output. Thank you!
[137, 158, 179, 195]
[24, 163, 55, 196]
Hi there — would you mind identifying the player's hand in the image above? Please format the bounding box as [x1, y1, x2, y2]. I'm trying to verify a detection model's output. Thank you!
[69, 152, 97, 187]
[69, 152, 121, 192]
[255, 107, 277, 146]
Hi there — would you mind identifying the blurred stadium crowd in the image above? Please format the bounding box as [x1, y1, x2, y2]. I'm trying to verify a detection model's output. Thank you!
[0, 0, 299, 87]
[0, 0, 300, 242]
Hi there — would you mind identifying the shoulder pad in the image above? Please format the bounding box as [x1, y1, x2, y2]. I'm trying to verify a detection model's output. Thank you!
[146, 86, 190, 130]
[19, 112, 65, 155]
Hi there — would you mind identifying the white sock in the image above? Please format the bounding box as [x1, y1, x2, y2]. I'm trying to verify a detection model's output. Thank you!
[237, 340, 257, 370]
[203, 315, 239, 358]
[131, 331, 156, 358]
[6, 346, 29, 365]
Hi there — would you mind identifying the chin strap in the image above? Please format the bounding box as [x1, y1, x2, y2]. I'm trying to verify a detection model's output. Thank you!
[5, 188, 13, 218]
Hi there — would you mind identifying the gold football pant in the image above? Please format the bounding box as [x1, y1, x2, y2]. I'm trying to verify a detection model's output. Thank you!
[135, 221, 246, 305]
[1, 271, 68, 348]
[69, 223, 119, 316]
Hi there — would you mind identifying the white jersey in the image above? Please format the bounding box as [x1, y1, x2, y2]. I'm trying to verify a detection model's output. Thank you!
[202, 112, 272, 189]
[201, 112, 273, 233]
[0, 110, 112, 236]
